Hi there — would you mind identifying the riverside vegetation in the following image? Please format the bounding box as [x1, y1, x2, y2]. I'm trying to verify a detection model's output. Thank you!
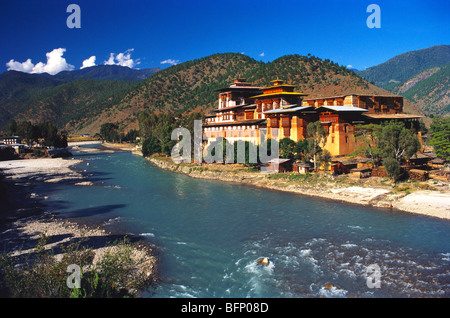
[0, 154, 157, 298]
[0, 235, 155, 298]
[137, 111, 428, 184]
[0, 51, 426, 135]
[137, 110, 449, 219]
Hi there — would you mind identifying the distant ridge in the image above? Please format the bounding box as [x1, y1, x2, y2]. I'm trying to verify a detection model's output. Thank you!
[0, 65, 160, 129]
[75, 52, 424, 135]
[357, 45, 450, 88]
[0, 52, 428, 135]
[357, 45, 450, 117]
[41, 64, 161, 82]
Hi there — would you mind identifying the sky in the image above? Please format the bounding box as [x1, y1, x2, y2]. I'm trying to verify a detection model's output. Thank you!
[1, 0, 449, 75]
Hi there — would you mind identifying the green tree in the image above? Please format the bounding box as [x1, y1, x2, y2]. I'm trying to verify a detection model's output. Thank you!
[178, 112, 204, 161]
[294, 139, 309, 161]
[204, 137, 230, 163]
[39, 121, 59, 147]
[142, 136, 160, 157]
[430, 117, 450, 161]
[232, 140, 258, 165]
[378, 121, 420, 163]
[6, 119, 17, 136]
[100, 123, 120, 143]
[383, 157, 401, 182]
[121, 129, 139, 143]
[279, 137, 296, 159]
[138, 112, 178, 156]
[378, 121, 420, 182]
[307, 121, 327, 171]
[153, 113, 177, 156]
[16, 120, 34, 143]
[319, 149, 332, 171]
[354, 123, 382, 167]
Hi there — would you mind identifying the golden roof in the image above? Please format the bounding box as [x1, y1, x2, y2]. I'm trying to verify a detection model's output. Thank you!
[250, 92, 308, 99]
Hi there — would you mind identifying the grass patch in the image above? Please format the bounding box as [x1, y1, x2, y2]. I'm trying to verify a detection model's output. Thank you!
[0, 235, 155, 298]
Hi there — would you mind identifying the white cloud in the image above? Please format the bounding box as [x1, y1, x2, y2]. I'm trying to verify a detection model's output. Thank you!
[347, 65, 353, 69]
[6, 48, 75, 75]
[104, 49, 139, 68]
[160, 59, 180, 66]
[6, 58, 34, 73]
[81, 56, 96, 69]
[259, 52, 265, 57]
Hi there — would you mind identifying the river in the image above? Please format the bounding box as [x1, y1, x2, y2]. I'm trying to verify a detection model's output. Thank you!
[46, 145, 449, 297]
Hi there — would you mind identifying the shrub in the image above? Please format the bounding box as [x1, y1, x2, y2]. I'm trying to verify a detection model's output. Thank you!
[0, 235, 155, 298]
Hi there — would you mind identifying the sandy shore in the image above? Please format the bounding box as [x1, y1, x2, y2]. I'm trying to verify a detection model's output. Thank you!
[0, 157, 84, 183]
[68, 141, 102, 146]
[68, 141, 139, 154]
[0, 157, 157, 294]
[4, 215, 156, 271]
[147, 156, 450, 221]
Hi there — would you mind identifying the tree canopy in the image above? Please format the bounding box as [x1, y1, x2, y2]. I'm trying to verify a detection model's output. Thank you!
[430, 117, 450, 161]
[6, 119, 67, 148]
[378, 121, 420, 181]
[306, 121, 327, 171]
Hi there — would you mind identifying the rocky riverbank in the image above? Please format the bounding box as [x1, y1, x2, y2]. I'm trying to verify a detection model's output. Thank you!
[0, 157, 157, 297]
[146, 155, 450, 220]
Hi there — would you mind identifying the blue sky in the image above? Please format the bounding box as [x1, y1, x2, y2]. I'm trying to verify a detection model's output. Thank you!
[1, 0, 449, 74]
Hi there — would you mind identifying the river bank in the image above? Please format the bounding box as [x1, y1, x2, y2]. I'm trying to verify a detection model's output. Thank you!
[146, 155, 450, 220]
[0, 156, 157, 297]
[68, 141, 141, 155]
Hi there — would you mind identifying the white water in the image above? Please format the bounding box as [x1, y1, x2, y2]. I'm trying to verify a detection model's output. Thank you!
[46, 148, 450, 297]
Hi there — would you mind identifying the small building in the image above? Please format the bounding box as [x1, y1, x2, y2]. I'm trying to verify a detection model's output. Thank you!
[0, 136, 21, 145]
[407, 153, 433, 167]
[331, 158, 371, 175]
[11, 143, 25, 154]
[349, 167, 372, 179]
[330, 158, 357, 174]
[265, 158, 293, 173]
[293, 162, 311, 174]
[429, 158, 446, 169]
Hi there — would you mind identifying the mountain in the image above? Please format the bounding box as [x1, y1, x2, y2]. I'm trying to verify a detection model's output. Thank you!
[12, 79, 138, 131]
[67, 53, 425, 135]
[357, 45, 450, 89]
[357, 45, 450, 117]
[48, 65, 161, 82]
[0, 65, 160, 129]
[401, 62, 450, 117]
[0, 71, 63, 126]
[1, 53, 429, 136]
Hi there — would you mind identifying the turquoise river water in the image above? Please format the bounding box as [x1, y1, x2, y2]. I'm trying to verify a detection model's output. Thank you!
[43, 145, 449, 298]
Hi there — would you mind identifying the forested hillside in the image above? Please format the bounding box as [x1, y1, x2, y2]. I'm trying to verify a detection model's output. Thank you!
[401, 63, 449, 117]
[75, 53, 424, 135]
[357, 45, 449, 117]
[1, 52, 428, 135]
[357, 45, 450, 89]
